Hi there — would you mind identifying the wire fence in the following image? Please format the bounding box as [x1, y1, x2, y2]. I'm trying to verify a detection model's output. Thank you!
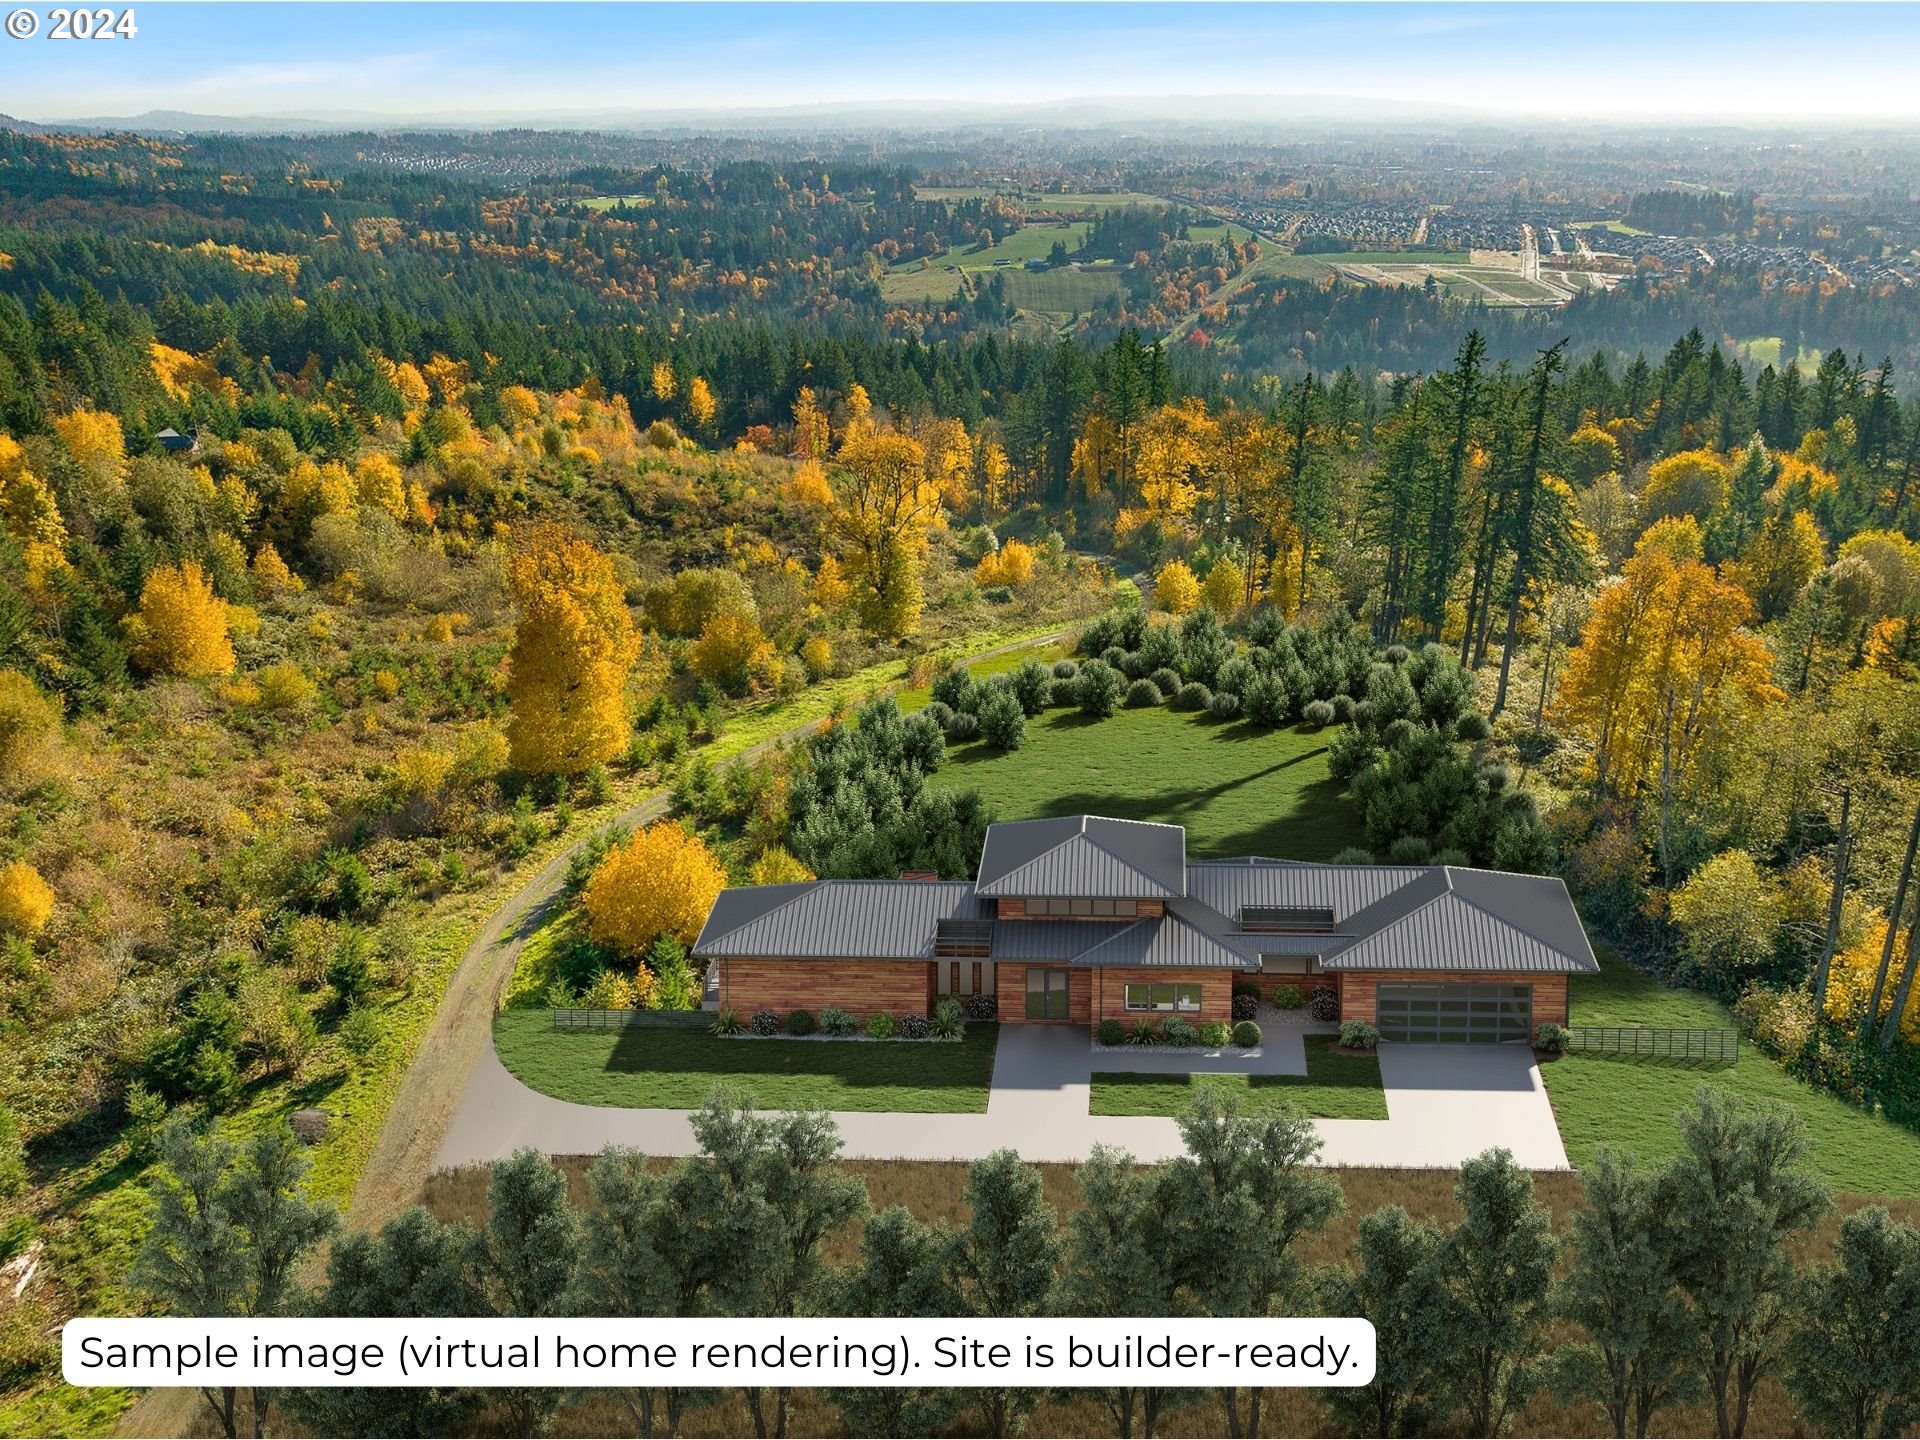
[550, 1008, 709, 1032]
[1564, 1025, 1739, 1066]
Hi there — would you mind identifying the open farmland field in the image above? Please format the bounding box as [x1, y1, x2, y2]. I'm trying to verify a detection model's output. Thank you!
[1001, 265, 1126, 315]
[1334, 253, 1577, 306]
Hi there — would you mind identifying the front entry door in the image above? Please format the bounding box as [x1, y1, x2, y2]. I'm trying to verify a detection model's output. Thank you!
[1025, 969, 1069, 1021]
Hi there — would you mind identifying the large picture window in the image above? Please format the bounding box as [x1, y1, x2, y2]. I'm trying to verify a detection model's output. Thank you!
[1124, 983, 1201, 1012]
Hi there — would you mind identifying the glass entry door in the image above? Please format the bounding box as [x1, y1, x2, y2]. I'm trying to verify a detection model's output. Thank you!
[1025, 968, 1070, 1020]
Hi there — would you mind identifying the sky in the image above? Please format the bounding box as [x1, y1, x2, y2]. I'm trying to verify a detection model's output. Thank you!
[5, 3, 1920, 126]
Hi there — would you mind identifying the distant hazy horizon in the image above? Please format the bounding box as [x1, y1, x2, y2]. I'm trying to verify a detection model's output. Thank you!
[7, 2, 1920, 130]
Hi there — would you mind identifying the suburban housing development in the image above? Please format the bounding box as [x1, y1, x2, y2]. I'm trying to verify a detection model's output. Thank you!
[694, 814, 1599, 1044]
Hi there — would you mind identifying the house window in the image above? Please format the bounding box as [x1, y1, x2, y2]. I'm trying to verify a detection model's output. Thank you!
[1124, 983, 1202, 1012]
[1028, 898, 1137, 918]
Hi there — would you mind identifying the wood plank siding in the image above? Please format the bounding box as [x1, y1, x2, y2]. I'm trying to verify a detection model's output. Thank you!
[717, 958, 935, 1018]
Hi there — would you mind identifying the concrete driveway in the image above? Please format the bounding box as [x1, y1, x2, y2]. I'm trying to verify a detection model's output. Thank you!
[435, 1023, 1567, 1173]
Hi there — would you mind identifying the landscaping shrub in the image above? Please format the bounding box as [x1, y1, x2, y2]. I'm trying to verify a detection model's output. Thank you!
[1232, 992, 1259, 1022]
[1389, 835, 1435, 864]
[964, 992, 997, 1021]
[1232, 1020, 1263, 1048]
[1386, 643, 1411, 664]
[1074, 659, 1125, 718]
[1457, 712, 1492, 741]
[1331, 846, 1376, 865]
[1270, 983, 1303, 1010]
[898, 1011, 930, 1040]
[1125, 678, 1163, 708]
[819, 1006, 857, 1037]
[945, 711, 980, 741]
[977, 687, 1027, 750]
[750, 1009, 782, 1037]
[1010, 660, 1052, 716]
[1119, 651, 1150, 680]
[1175, 681, 1212, 710]
[1481, 762, 1513, 793]
[708, 1007, 743, 1037]
[1207, 691, 1241, 719]
[1149, 666, 1183, 697]
[1331, 693, 1356, 723]
[1127, 1018, 1161, 1046]
[1534, 1021, 1569, 1053]
[1051, 658, 1078, 680]
[1101, 645, 1129, 670]
[1161, 1017, 1198, 1047]
[1200, 1020, 1232, 1047]
[1232, 980, 1262, 999]
[1216, 655, 1254, 695]
[931, 997, 965, 1039]
[1303, 699, 1336, 728]
[1383, 717, 1418, 748]
[931, 667, 978, 715]
[1243, 671, 1292, 727]
[921, 700, 955, 730]
[787, 1008, 816, 1037]
[866, 1012, 896, 1040]
[1308, 986, 1338, 1023]
[1340, 1019, 1380, 1050]
[1097, 1018, 1126, 1046]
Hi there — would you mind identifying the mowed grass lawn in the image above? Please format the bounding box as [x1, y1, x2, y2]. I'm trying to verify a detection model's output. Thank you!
[932, 704, 1363, 860]
[1091, 1038, 1386, 1119]
[494, 1010, 999, 1113]
[1545, 952, 1920, 1198]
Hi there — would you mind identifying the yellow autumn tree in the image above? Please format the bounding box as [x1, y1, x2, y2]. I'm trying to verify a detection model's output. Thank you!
[688, 613, 772, 696]
[975, 538, 1036, 588]
[1557, 517, 1780, 798]
[686, 376, 717, 432]
[499, 384, 540, 428]
[0, 669, 59, 782]
[785, 458, 833, 508]
[250, 543, 304, 595]
[131, 561, 235, 677]
[1825, 915, 1920, 1043]
[504, 524, 639, 774]
[0, 435, 68, 591]
[811, 553, 851, 611]
[650, 361, 678, 404]
[0, 860, 53, 936]
[582, 821, 727, 956]
[383, 358, 431, 412]
[1641, 449, 1732, 525]
[1154, 559, 1202, 614]
[1732, 509, 1824, 621]
[751, 845, 816, 885]
[828, 430, 941, 640]
[52, 407, 128, 494]
[1134, 399, 1218, 523]
[791, 387, 830, 461]
[1564, 423, 1622, 486]
[1203, 557, 1246, 614]
[353, 453, 409, 520]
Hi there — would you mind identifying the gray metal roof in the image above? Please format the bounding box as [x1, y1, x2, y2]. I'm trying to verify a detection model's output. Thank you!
[693, 880, 979, 961]
[1071, 912, 1253, 969]
[974, 816, 1187, 898]
[693, 820, 1597, 977]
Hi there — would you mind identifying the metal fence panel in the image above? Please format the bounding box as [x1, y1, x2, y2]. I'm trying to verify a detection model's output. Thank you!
[550, 1008, 708, 1032]
[1564, 1025, 1738, 1065]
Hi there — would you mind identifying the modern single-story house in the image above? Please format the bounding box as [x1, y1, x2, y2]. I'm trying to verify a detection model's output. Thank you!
[692, 815, 1599, 1044]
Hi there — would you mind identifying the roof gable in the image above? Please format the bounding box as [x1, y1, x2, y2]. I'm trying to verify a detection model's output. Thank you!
[693, 879, 978, 960]
[975, 815, 1186, 898]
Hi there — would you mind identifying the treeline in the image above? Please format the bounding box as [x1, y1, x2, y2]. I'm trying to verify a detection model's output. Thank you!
[132, 1084, 1920, 1440]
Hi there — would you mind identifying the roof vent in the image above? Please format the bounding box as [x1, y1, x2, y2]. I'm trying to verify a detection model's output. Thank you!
[1240, 905, 1336, 933]
[934, 918, 994, 957]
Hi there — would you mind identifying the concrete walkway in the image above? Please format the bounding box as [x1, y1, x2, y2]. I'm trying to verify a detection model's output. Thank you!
[436, 1023, 1569, 1173]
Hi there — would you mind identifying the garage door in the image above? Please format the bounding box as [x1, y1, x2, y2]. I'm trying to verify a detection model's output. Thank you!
[1375, 983, 1532, 1044]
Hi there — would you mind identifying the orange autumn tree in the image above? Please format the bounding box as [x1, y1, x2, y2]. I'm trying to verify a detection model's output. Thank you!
[504, 524, 639, 774]
[131, 561, 236, 677]
[583, 821, 727, 957]
[1557, 517, 1781, 802]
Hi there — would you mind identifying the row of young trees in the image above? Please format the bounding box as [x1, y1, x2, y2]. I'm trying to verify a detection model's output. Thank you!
[136, 1084, 1918, 1440]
